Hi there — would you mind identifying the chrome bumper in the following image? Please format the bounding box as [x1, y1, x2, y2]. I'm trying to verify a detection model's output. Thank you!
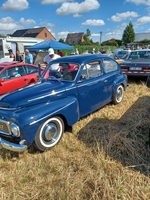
[0, 137, 27, 152]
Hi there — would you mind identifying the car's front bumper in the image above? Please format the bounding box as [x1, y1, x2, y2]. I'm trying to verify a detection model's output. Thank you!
[0, 137, 27, 152]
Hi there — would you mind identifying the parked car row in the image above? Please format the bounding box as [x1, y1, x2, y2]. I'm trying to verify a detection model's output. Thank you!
[119, 49, 150, 77]
[0, 54, 128, 153]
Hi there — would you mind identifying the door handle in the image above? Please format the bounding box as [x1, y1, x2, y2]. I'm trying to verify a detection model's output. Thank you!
[24, 78, 28, 81]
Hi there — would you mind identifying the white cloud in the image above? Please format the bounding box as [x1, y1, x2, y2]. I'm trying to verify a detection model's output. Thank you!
[41, 0, 66, 4]
[82, 19, 105, 26]
[73, 13, 82, 18]
[111, 11, 138, 22]
[40, 22, 55, 28]
[20, 18, 36, 26]
[57, 31, 69, 40]
[2, 0, 29, 11]
[0, 17, 23, 33]
[136, 16, 150, 24]
[0, 17, 37, 34]
[126, 0, 150, 6]
[56, 0, 100, 16]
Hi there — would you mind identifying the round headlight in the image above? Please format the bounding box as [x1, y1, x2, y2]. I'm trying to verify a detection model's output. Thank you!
[10, 123, 20, 137]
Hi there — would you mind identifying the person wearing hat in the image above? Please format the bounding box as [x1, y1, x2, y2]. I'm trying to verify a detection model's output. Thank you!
[25, 49, 33, 64]
[8, 49, 15, 61]
[43, 48, 61, 78]
[43, 48, 60, 65]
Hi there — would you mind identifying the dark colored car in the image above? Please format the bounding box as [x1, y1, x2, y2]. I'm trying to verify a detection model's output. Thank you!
[120, 49, 150, 77]
[0, 54, 128, 153]
[0, 61, 44, 95]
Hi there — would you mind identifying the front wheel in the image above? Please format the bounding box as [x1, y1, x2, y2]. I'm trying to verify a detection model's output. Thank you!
[113, 85, 124, 104]
[34, 116, 64, 152]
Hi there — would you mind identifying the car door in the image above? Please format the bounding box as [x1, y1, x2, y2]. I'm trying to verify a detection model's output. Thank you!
[76, 60, 107, 117]
[0, 66, 27, 95]
[24, 65, 39, 84]
[102, 58, 120, 101]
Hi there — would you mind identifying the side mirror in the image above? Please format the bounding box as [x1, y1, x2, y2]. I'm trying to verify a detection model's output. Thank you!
[146, 75, 150, 88]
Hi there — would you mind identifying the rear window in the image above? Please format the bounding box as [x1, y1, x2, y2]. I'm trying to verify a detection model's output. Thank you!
[118, 51, 127, 55]
[103, 59, 118, 73]
[128, 51, 150, 60]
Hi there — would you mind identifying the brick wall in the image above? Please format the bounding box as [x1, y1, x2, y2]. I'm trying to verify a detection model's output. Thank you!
[36, 28, 56, 40]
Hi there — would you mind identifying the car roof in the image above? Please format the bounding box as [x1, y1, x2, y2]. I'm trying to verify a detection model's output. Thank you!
[0, 61, 37, 70]
[0, 61, 18, 67]
[133, 49, 150, 52]
[50, 54, 110, 65]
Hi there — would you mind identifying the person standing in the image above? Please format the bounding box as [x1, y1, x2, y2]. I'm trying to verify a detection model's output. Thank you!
[43, 48, 61, 77]
[43, 48, 60, 65]
[75, 48, 79, 55]
[16, 50, 23, 62]
[25, 49, 33, 64]
[57, 49, 63, 57]
[8, 49, 15, 61]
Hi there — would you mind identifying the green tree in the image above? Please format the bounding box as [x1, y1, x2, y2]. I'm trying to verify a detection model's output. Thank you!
[59, 38, 65, 43]
[86, 28, 91, 38]
[83, 29, 92, 45]
[122, 21, 135, 46]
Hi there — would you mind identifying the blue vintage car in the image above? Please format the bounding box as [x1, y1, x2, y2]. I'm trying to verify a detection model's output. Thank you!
[0, 54, 128, 152]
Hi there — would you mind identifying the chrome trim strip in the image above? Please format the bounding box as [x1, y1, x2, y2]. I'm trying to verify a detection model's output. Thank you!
[30, 100, 75, 125]
[28, 89, 66, 102]
[0, 138, 27, 152]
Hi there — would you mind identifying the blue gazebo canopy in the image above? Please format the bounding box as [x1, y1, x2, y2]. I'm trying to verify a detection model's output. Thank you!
[28, 39, 74, 51]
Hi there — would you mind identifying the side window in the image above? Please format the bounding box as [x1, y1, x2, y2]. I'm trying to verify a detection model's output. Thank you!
[25, 66, 38, 74]
[17, 66, 26, 76]
[7, 67, 22, 79]
[87, 61, 102, 78]
[81, 61, 102, 80]
[0, 70, 7, 80]
[103, 59, 118, 73]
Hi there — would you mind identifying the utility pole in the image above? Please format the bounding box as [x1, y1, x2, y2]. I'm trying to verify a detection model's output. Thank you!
[100, 31, 102, 45]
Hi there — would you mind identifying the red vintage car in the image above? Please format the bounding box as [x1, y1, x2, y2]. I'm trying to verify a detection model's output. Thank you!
[0, 61, 44, 95]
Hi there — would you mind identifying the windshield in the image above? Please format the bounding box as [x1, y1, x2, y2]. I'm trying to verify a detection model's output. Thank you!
[128, 50, 150, 60]
[41, 62, 79, 81]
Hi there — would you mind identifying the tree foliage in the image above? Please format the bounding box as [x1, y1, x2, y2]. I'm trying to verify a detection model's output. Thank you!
[83, 29, 92, 45]
[58, 38, 65, 43]
[122, 21, 135, 46]
[101, 38, 122, 46]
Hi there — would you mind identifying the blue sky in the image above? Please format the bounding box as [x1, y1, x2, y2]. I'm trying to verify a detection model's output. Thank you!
[0, 0, 150, 43]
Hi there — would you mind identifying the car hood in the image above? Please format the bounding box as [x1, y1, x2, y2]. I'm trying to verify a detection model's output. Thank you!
[0, 79, 67, 108]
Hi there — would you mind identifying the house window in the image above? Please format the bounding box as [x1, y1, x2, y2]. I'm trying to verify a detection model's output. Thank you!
[44, 33, 47, 37]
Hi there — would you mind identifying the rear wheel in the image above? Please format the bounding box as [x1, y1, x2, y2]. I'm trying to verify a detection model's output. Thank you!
[34, 116, 64, 152]
[113, 85, 124, 104]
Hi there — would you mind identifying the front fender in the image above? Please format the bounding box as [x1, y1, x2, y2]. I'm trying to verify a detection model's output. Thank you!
[9, 97, 79, 145]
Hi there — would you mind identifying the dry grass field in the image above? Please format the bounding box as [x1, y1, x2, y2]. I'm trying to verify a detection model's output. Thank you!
[0, 78, 150, 200]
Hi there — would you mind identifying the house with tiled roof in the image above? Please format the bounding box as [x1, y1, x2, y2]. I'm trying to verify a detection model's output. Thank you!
[66, 32, 84, 45]
[11, 27, 56, 40]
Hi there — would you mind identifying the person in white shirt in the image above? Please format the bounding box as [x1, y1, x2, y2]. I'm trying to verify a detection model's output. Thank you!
[43, 48, 60, 65]
[43, 48, 61, 78]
